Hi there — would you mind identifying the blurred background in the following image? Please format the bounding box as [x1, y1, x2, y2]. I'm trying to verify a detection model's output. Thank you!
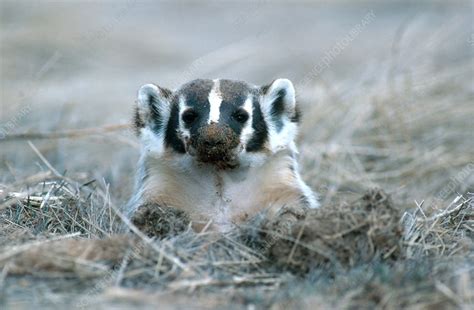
[1, 0, 473, 207]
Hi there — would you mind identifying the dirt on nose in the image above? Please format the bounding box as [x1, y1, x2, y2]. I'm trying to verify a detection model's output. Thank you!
[191, 124, 240, 169]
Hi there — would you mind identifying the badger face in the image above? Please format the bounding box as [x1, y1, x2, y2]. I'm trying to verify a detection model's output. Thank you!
[134, 78, 300, 169]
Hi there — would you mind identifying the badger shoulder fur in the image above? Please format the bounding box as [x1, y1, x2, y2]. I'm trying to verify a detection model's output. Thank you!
[127, 78, 318, 232]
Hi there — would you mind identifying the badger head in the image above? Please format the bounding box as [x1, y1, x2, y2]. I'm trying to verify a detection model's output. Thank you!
[134, 79, 300, 169]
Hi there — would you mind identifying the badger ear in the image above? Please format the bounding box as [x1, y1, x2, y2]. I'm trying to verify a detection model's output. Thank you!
[260, 79, 300, 152]
[134, 83, 172, 135]
[261, 78, 299, 129]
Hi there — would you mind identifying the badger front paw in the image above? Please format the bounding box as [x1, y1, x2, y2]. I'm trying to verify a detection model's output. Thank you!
[131, 204, 190, 238]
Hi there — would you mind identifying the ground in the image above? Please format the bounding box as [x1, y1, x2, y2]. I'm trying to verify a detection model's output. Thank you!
[0, 1, 473, 309]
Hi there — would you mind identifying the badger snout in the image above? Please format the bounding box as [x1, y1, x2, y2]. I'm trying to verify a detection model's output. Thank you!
[199, 123, 238, 147]
[189, 123, 240, 168]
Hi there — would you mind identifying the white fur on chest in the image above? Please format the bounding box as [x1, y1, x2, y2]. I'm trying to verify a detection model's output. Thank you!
[175, 159, 265, 229]
[142, 152, 302, 231]
[142, 152, 317, 230]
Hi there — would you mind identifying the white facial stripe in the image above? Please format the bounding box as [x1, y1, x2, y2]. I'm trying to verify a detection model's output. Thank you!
[243, 94, 253, 112]
[208, 79, 222, 124]
[178, 95, 190, 139]
[178, 94, 187, 110]
[240, 95, 254, 145]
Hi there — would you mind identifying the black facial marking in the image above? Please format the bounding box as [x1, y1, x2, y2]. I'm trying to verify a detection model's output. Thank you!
[180, 79, 214, 107]
[164, 79, 214, 153]
[246, 98, 268, 152]
[165, 98, 185, 153]
[216, 79, 256, 136]
[182, 109, 198, 125]
[219, 105, 248, 137]
[180, 79, 214, 136]
[163, 79, 271, 156]
[233, 108, 249, 123]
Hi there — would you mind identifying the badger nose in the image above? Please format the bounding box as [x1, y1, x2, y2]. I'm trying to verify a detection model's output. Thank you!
[204, 139, 224, 147]
[202, 124, 228, 146]
[191, 123, 240, 165]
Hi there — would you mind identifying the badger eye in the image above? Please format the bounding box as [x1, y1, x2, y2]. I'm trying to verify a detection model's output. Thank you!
[233, 109, 249, 123]
[182, 109, 198, 124]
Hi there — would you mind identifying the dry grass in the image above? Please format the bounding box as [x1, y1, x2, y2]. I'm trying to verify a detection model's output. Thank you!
[0, 177, 472, 308]
[1, 2, 473, 309]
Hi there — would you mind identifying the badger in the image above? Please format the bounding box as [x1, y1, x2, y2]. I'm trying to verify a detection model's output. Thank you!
[127, 78, 318, 232]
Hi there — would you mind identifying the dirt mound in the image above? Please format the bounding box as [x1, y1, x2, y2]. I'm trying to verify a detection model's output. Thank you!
[2, 190, 401, 278]
[131, 203, 190, 238]
[267, 189, 402, 272]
